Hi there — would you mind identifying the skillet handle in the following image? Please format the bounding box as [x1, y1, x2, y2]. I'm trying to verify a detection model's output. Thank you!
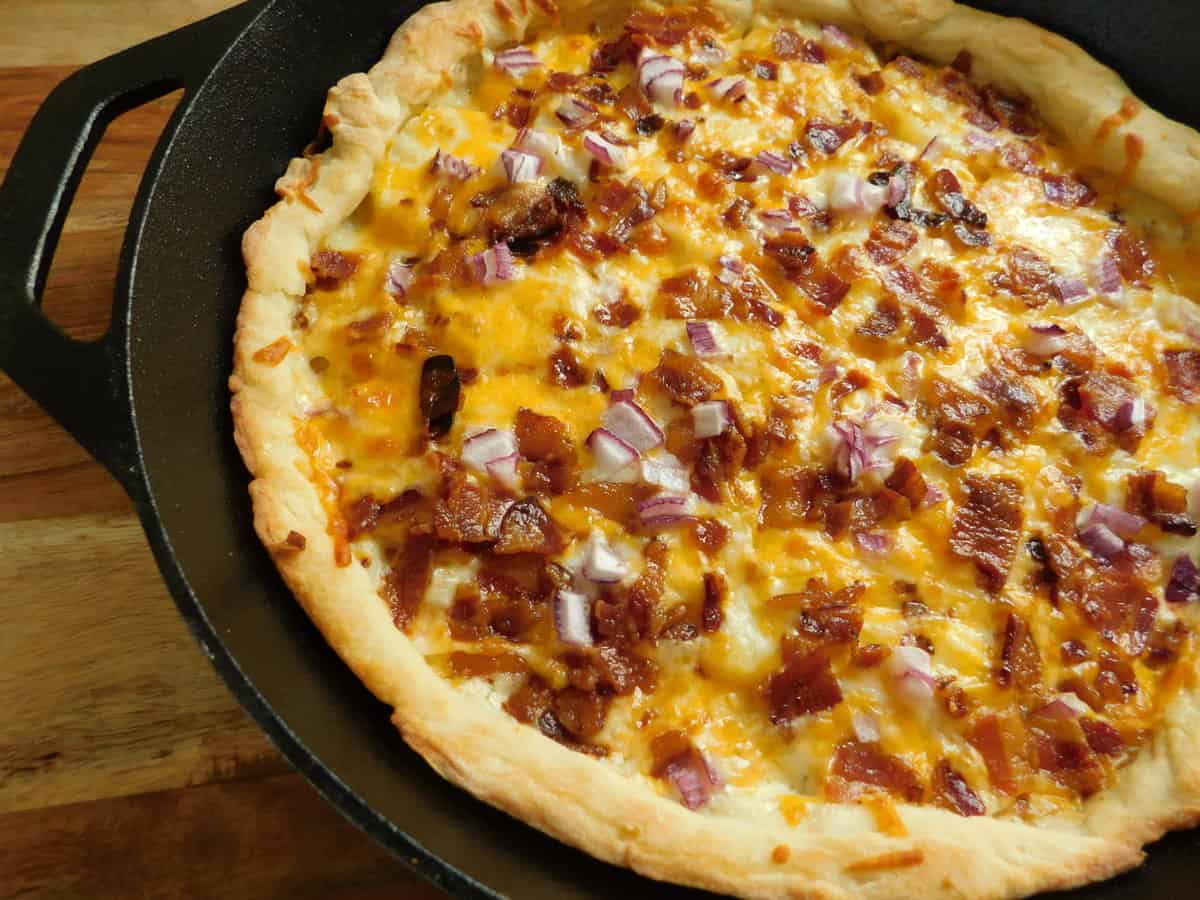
[0, 1, 263, 494]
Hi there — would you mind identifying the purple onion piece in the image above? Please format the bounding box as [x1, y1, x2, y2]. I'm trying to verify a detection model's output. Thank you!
[494, 46, 541, 76]
[386, 260, 414, 298]
[1166, 555, 1200, 603]
[1052, 276, 1090, 304]
[691, 400, 731, 439]
[602, 399, 664, 451]
[686, 320, 724, 357]
[555, 590, 594, 646]
[583, 131, 627, 169]
[469, 243, 517, 284]
[1078, 502, 1146, 539]
[1078, 522, 1126, 559]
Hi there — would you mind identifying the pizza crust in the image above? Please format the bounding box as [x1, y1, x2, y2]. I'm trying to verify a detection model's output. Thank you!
[231, 1, 1200, 896]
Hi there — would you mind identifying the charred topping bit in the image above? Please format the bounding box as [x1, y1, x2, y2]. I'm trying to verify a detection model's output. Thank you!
[419, 355, 461, 438]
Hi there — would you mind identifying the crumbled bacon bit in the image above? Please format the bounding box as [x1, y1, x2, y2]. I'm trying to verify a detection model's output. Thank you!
[692, 517, 730, 553]
[1042, 173, 1097, 208]
[311, 249, 360, 286]
[884, 458, 927, 507]
[346, 312, 393, 343]
[1031, 724, 1104, 796]
[950, 475, 1023, 593]
[929, 168, 988, 227]
[1058, 372, 1152, 454]
[865, 220, 918, 265]
[1080, 718, 1125, 756]
[1126, 470, 1196, 536]
[493, 498, 564, 555]
[805, 119, 860, 155]
[549, 345, 589, 388]
[996, 612, 1042, 690]
[828, 741, 923, 802]
[649, 348, 723, 406]
[932, 760, 985, 816]
[516, 408, 578, 495]
[1106, 226, 1155, 284]
[702, 571, 727, 632]
[1164, 349, 1200, 403]
[766, 648, 843, 722]
[381, 533, 435, 630]
[594, 298, 641, 328]
[855, 71, 885, 95]
[968, 714, 1020, 794]
[991, 246, 1056, 306]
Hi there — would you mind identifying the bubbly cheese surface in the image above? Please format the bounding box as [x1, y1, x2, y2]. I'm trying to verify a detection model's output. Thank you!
[272, 5, 1200, 828]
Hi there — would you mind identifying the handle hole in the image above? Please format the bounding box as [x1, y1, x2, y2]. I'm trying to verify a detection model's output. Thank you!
[31, 87, 184, 340]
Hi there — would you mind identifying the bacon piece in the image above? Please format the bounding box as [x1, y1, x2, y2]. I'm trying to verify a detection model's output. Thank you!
[1145, 619, 1189, 668]
[856, 71, 885, 95]
[858, 297, 902, 339]
[1041, 173, 1097, 207]
[950, 475, 1023, 593]
[649, 348, 723, 406]
[515, 407, 578, 494]
[921, 378, 990, 467]
[594, 298, 641, 327]
[990, 246, 1056, 306]
[381, 533, 436, 630]
[805, 119, 859, 154]
[1031, 724, 1104, 797]
[1126, 470, 1196, 536]
[865, 221, 918, 265]
[692, 517, 730, 553]
[1080, 718, 1124, 756]
[486, 177, 585, 251]
[420, 355, 461, 439]
[995, 612, 1042, 690]
[766, 648, 843, 723]
[760, 466, 825, 528]
[1106, 226, 1155, 285]
[702, 571, 726, 633]
[1058, 372, 1152, 454]
[1164, 349, 1200, 403]
[565, 641, 657, 695]
[651, 733, 722, 809]
[777, 579, 864, 649]
[593, 539, 671, 643]
[828, 741, 923, 802]
[346, 312, 393, 343]
[968, 714, 1021, 794]
[493, 498, 564, 555]
[624, 7, 720, 46]
[932, 760, 985, 816]
[977, 366, 1037, 434]
[884, 458, 927, 507]
[434, 464, 508, 543]
[929, 169, 988, 227]
[311, 249, 360, 286]
[980, 84, 1039, 136]
[549, 345, 589, 388]
[660, 268, 732, 319]
[763, 230, 816, 275]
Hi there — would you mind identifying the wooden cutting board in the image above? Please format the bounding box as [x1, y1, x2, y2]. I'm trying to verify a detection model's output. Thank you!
[0, 3, 446, 897]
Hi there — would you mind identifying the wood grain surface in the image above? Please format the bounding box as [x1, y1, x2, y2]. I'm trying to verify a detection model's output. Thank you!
[0, 3, 445, 897]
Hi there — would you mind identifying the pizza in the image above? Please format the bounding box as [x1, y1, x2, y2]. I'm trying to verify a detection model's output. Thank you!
[230, 0, 1200, 896]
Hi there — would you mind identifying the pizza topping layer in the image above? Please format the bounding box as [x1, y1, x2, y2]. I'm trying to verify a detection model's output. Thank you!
[268, 5, 1200, 826]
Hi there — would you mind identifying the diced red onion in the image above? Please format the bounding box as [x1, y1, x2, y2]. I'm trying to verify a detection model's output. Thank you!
[513, 127, 561, 160]
[852, 711, 881, 743]
[555, 589, 593, 646]
[819, 362, 841, 385]
[586, 427, 640, 477]
[964, 130, 1000, 152]
[1078, 522, 1125, 559]
[1094, 253, 1122, 295]
[500, 148, 542, 184]
[885, 645, 936, 705]
[885, 173, 908, 207]
[556, 96, 598, 129]
[821, 23, 854, 48]
[494, 46, 541, 77]
[665, 752, 721, 810]
[686, 321, 724, 357]
[385, 259, 414, 298]
[469, 242, 517, 284]
[692, 400, 731, 439]
[854, 531, 892, 555]
[432, 149, 481, 181]
[1112, 396, 1146, 433]
[581, 533, 629, 583]
[1166, 554, 1200, 603]
[757, 209, 795, 234]
[716, 255, 746, 286]
[829, 173, 887, 216]
[641, 453, 690, 493]
[832, 419, 901, 483]
[1023, 323, 1070, 357]
[602, 399, 664, 452]
[637, 494, 693, 528]
[924, 483, 948, 506]
[638, 48, 685, 108]
[609, 387, 637, 405]
[1036, 692, 1090, 720]
[709, 76, 748, 102]
[583, 131, 628, 169]
[485, 452, 521, 492]
[752, 150, 794, 177]
[1077, 502, 1146, 539]
[1052, 276, 1090, 304]
[918, 136, 946, 162]
[462, 428, 518, 472]
[674, 119, 696, 142]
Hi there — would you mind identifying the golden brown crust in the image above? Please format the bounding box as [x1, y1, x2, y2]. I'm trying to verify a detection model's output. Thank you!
[231, 1, 1200, 896]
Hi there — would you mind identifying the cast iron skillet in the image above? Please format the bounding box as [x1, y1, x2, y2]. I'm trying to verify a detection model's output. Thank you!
[0, 1, 1197, 896]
